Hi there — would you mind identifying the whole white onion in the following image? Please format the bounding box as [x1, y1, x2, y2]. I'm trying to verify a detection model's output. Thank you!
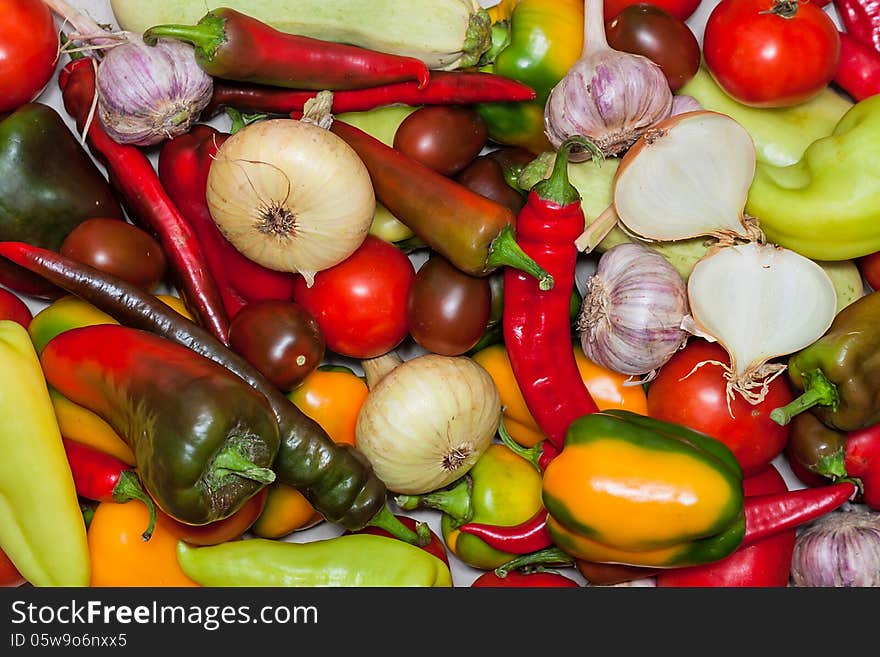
[791, 504, 880, 587]
[96, 34, 213, 146]
[577, 242, 688, 377]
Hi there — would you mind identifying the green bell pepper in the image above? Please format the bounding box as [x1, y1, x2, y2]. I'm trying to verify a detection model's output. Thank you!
[543, 409, 745, 568]
[176, 534, 452, 586]
[0, 103, 123, 297]
[745, 94, 880, 261]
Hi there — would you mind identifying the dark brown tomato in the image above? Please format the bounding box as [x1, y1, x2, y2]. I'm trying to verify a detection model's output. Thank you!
[393, 105, 488, 176]
[59, 217, 167, 292]
[407, 253, 491, 356]
[455, 154, 526, 215]
[228, 300, 325, 392]
[605, 3, 701, 91]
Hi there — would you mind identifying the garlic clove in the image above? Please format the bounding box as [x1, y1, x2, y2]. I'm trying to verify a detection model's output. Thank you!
[613, 111, 757, 242]
[686, 242, 837, 399]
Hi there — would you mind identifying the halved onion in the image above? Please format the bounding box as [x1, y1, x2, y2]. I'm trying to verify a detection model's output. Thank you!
[684, 241, 837, 406]
[613, 110, 758, 242]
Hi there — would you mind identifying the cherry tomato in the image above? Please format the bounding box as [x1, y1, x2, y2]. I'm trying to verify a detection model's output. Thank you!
[646, 338, 793, 476]
[0, 286, 32, 328]
[604, 0, 703, 21]
[228, 300, 325, 391]
[407, 254, 491, 356]
[288, 365, 369, 447]
[350, 515, 449, 567]
[293, 236, 415, 359]
[60, 218, 168, 291]
[393, 106, 488, 176]
[0, 0, 58, 113]
[471, 569, 581, 587]
[456, 154, 527, 215]
[702, 0, 841, 107]
[0, 547, 25, 587]
[605, 4, 701, 91]
[858, 251, 880, 291]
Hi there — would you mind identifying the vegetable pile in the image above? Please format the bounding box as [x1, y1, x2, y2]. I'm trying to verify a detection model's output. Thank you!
[2, 0, 880, 589]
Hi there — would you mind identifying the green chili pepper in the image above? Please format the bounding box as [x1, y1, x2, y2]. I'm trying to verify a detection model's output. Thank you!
[176, 534, 452, 587]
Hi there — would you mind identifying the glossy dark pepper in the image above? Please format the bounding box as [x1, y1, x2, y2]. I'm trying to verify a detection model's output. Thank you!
[0, 103, 123, 298]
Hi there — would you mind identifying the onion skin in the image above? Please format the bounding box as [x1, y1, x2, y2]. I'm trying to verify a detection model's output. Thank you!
[577, 242, 688, 377]
[790, 505, 880, 587]
[97, 35, 213, 146]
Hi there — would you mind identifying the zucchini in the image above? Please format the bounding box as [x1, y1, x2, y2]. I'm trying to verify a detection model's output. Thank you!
[110, 0, 492, 70]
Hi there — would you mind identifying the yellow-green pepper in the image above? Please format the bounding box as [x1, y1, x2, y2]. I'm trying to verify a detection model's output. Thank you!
[476, 0, 583, 155]
[0, 320, 90, 586]
[746, 94, 880, 261]
[543, 409, 744, 568]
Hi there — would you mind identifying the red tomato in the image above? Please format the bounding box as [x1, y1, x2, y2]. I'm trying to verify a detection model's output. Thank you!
[471, 569, 581, 587]
[646, 338, 793, 476]
[0, 0, 59, 113]
[604, 0, 703, 21]
[292, 236, 415, 359]
[858, 251, 880, 291]
[0, 287, 32, 328]
[702, 0, 840, 107]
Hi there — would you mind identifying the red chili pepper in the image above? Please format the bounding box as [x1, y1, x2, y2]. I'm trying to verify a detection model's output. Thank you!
[199, 71, 536, 118]
[502, 137, 601, 450]
[835, 0, 880, 54]
[458, 508, 553, 555]
[834, 31, 880, 101]
[62, 438, 157, 541]
[57, 57, 231, 345]
[326, 118, 552, 285]
[157, 124, 297, 319]
[142, 7, 429, 91]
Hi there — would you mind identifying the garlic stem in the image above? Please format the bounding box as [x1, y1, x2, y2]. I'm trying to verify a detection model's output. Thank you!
[44, 0, 120, 47]
[583, 0, 608, 57]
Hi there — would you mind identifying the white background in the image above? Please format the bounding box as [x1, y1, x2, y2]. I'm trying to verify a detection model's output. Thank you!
[28, 0, 845, 587]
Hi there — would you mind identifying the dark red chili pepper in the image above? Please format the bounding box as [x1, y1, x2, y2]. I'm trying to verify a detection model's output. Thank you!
[143, 7, 429, 91]
[57, 57, 230, 345]
[157, 123, 297, 319]
[835, 0, 880, 54]
[834, 31, 880, 101]
[62, 438, 157, 541]
[502, 137, 601, 450]
[326, 117, 552, 285]
[200, 71, 536, 118]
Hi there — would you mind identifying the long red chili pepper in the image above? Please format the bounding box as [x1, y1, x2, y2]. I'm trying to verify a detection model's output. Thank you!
[834, 31, 880, 101]
[835, 0, 880, 54]
[57, 57, 231, 345]
[326, 117, 552, 285]
[502, 137, 601, 450]
[157, 123, 298, 319]
[199, 71, 536, 118]
[62, 438, 157, 541]
[143, 7, 429, 91]
[462, 481, 857, 556]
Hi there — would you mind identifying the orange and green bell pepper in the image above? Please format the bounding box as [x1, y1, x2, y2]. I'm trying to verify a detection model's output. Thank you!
[476, 0, 584, 155]
[472, 343, 648, 448]
[0, 320, 90, 586]
[543, 409, 745, 568]
[396, 443, 544, 570]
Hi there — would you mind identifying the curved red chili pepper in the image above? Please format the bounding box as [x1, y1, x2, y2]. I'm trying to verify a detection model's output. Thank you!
[834, 31, 880, 101]
[834, 0, 880, 54]
[502, 137, 601, 450]
[201, 71, 536, 117]
[458, 508, 553, 555]
[57, 57, 231, 345]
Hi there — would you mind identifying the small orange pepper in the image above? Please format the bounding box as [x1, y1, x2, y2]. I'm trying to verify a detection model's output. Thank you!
[251, 483, 323, 539]
[472, 343, 648, 447]
[88, 501, 199, 587]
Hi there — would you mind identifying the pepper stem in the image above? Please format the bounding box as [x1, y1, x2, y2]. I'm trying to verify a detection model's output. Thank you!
[366, 504, 431, 546]
[769, 369, 840, 426]
[112, 470, 158, 542]
[532, 135, 602, 206]
[211, 442, 276, 485]
[142, 13, 226, 56]
[497, 418, 543, 473]
[226, 108, 268, 134]
[394, 477, 474, 528]
[486, 225, 554, 291]
[494, 547, 574, 577]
